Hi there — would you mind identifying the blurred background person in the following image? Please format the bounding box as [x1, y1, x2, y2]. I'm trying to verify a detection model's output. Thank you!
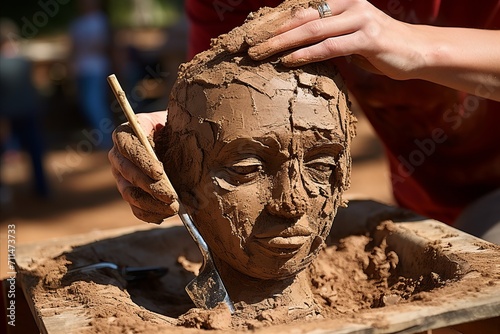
[0, 18, 50, 205]
[69, 0, 113, 150]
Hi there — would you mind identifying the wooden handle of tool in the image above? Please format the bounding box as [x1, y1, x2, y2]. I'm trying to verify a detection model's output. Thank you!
[107, 74, 177, 194]
[108, 74, 211, 256]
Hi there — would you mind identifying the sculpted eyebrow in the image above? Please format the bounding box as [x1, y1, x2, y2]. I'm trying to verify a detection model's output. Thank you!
[305, 142, 345, 158]
[222, 137, 280, 151]
[218, 137, 287, 160]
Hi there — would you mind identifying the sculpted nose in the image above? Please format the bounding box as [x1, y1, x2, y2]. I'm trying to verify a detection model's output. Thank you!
[266, 160, 307, 218]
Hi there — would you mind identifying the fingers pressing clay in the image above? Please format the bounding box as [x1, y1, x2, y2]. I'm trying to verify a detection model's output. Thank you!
[112, 124, 165, 181]
[217, 0, 352, 63]
[109, 144, 178, 206]
[111, 166, 178, 223]
[249, 11, 359, 62]
[246, 6, 323, 58]
[126, 185, 178, 221]
[130, 203, 173, 225]
[109, 147, 155, 194]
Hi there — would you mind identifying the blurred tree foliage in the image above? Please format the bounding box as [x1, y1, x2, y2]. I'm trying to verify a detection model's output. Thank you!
[109, 0, 184, 28]
[0, 0, 75, 37]
[0, 0, 184, 38]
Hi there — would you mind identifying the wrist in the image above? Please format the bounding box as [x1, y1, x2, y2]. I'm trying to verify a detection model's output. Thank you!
[400, 24, 444, 81]
[412, 25, 451, 81]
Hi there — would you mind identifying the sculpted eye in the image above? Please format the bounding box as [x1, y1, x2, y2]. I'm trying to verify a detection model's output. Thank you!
[224, 157, 263, 185]
[305, 157, 336, 184]
[307, 162, 332, 172]
[229, 161, 262, 175]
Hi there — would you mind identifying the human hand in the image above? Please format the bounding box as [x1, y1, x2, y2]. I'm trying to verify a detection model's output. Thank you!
[246, 0, 424, 80]
[108, 110, 179, 224]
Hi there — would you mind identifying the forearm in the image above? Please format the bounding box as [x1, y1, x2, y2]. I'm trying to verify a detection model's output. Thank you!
[412, 26, 500, 101]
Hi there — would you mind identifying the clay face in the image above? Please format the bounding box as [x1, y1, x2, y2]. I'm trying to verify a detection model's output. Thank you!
[161, 58, 353, 281]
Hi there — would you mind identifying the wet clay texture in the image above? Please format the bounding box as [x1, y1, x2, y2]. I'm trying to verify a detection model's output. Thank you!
[17, 218, 500, 333]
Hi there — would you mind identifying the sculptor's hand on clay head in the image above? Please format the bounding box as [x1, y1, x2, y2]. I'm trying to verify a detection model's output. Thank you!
[245, 0, 500, 100]
[247, 0, 419, 79]
[108, 110, 179, 224]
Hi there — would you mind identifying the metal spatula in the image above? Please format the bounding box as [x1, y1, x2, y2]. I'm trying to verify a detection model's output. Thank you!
[107, 74, 235, 314]
[67, 262, 168, 282]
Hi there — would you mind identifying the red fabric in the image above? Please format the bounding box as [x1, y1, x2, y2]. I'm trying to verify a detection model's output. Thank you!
[185, 0, 500, 225]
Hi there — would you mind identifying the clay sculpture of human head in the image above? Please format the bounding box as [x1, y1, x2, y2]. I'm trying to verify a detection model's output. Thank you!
[156, 55, 355, 283]
[155, 1, 355, 288]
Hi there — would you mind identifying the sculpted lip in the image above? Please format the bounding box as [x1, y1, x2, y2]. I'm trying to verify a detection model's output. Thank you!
[254, 225, 312, 238]
[253, 225, 313, 256]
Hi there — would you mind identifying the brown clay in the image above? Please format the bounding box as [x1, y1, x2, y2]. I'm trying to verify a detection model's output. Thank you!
[22, 218, 500, 333]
